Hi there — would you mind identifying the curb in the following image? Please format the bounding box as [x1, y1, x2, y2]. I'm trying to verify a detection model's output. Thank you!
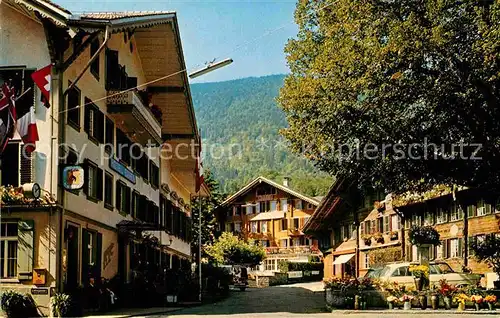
[331, 309, 500, 315]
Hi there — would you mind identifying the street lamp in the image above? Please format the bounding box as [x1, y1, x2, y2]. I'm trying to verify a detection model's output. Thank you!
[188, 58, 232, 303]
[189, 58, 233, 79]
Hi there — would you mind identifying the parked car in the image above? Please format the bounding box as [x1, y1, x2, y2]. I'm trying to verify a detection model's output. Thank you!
[363, 266, 385, 279]
[378, 262, 482, 287]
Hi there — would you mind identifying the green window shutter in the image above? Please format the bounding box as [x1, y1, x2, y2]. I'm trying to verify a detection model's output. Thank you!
[17, 220, 34, 279]
[96, 232, 102, 278]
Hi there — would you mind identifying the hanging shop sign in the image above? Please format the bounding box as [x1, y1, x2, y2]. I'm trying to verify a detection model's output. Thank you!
[62, 166, 84, 190]
[110, 158, 136, 184]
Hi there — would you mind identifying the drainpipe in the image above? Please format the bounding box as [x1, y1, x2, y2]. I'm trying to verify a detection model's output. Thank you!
[64, 26, 110, 96]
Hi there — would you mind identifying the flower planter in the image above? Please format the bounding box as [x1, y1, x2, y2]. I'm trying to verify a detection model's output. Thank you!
[403, 301, 411, 310]
[419, 295, 427, 310]
[431, 295, 439, 310]
[443, 297, 451, 310]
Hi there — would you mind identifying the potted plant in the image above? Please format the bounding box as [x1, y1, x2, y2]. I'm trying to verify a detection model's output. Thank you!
[470, 235, 500, 289]
[390, 231, 399, 241]
[50, 293, 71, 317]
[430, 287, 439, 310]
[417, 291, 428, 310]
[454, 293, 469, 311]
[0, 291, 39, 318]
[409, 264, 429, 291]
[387, 296, 398, 310]
[485, 295, 497, 311]
[471, 295, 483, 311]
[400, 294, 414, 310]
[408, 225, 441, 246]
[438, 279, 457, 310]
[324, 277, 356, 308]
[362, 235, 372, 246]
[373, 232, 384, 244]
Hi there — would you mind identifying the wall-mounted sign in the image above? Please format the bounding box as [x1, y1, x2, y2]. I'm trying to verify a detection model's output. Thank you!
[312, 270, 320, 275]
[62, 166, 84, 190]
[31, 288, 48, 295]
[288, 271, 303, 278]
[110, 158, 136, 184]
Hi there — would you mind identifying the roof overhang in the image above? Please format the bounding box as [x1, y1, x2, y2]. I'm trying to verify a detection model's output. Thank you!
[221, 176, 320, 207]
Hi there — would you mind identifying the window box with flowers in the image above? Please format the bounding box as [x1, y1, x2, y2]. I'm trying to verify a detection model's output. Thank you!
[390, 231, 398, 241]
[373, 232, 384, 244]
[362, 235, 372, 246]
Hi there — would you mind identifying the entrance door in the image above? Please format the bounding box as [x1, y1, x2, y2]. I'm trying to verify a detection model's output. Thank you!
[66, 224, 79, 292]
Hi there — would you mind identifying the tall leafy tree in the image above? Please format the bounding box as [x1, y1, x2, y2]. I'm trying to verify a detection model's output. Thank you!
[279, 0, 500, 194]
[191, 170, 222, 259]
[204, 232, 266, 266]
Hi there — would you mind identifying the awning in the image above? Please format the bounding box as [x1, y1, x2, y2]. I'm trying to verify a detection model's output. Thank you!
[250, 211, 284, 221]
[333, 253, 355, 265]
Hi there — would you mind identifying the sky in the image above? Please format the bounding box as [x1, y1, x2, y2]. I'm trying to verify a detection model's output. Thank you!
[56, 0, 298, 83]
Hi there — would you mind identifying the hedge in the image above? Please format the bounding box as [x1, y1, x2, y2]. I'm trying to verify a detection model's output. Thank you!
[278, 261, 323, 273]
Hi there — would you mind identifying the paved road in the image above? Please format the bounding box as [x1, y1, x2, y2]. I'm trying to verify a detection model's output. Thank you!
[152, 282, 500, 317]
[159, 281, 327, 318]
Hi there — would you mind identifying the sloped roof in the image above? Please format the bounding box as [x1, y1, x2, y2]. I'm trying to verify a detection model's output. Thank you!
[221, 176, 320, 207]
[77, 11, 175, 20]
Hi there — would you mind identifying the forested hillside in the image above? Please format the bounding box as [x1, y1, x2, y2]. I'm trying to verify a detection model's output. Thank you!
[191, 75, 332, 197]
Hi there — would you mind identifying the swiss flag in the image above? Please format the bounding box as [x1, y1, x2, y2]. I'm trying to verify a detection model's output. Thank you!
[31, 64, 52, 108]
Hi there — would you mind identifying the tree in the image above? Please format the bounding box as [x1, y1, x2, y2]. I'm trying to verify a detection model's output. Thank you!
[204, 232, 266, 266]
[470, 235, 500, 280]
[191, 170, 222, 259]
[278, 0, 500, 194]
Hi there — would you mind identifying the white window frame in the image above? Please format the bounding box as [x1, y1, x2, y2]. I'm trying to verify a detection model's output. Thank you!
[436, 208, 448, 224]
[383, 216, 390, 233]
[450, 239, 460, 258]
[0, 222, 18, 279]
[261, 221, 268, 233]
[281, 199, 288, 212]
[270, 200, 277, 212]
[450, 204, 463, 222]
[295, 199, 302, 210]
[436, 244, 443, 259]
[246, 204, 253, 215]
[391, 215, 400, 230]
[234, 222, 241, 233]
[251, 222, 258, 233]
[281, 239, 288, 248]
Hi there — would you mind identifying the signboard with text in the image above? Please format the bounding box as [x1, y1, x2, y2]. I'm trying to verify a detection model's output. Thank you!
[110, 158, 136, 184]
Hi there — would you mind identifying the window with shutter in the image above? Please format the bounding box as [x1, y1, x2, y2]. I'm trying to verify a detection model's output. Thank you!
[67, 84, 81, 130]
[360, 222, 365, 235]
[383, 216, 390, 232]
[20, 146, 33, 185]
[105, 117, 114, 154]
[104, 172, 113, 209]
[96, 168, 103, 201]
[115, 180, 122, 211]
[16, 220, 34, 279]
[90, 38, 100, 80]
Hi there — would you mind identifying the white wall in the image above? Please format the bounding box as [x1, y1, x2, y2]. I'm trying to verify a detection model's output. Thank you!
[0, 3, 58, 198]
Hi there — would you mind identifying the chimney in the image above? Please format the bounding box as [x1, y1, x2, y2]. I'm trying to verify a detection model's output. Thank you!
[283, 177, 291, 188]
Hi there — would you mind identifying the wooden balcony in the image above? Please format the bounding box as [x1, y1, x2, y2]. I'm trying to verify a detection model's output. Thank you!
[107, 90, 162, 145]
[265, 246, 320, 256]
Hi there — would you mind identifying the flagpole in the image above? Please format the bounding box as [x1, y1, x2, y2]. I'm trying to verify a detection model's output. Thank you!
[198, 128, 202, 303]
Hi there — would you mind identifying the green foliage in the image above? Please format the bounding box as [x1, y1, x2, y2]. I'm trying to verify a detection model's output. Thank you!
[191, 170, 222, 256]
[277, 260, 323, 273]
[470, 235, 500, 276]
[279, 0, 500, 194]
[50, 293, 71, 318]
[191, 75, 333, 197]
[204, 232, 266, 265]
[0, 290, 40, 318]
[409, 226, 441, 246]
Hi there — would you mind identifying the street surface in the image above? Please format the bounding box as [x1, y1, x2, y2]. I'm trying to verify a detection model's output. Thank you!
[149, 282, 500, 317]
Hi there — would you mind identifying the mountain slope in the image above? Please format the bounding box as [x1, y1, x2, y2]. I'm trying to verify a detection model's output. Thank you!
[191, 74, 332, 197]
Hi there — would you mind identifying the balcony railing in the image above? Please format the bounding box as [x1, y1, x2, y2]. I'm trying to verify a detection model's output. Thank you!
[265, 246, 320, 255]
[107, 90, 162, 145]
